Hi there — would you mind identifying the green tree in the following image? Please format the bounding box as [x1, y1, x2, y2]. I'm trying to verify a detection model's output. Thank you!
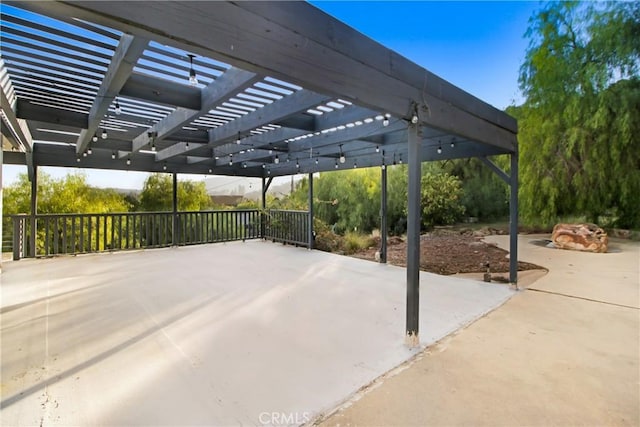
[3, 172, 129, 215]
[419, 172, 465, 229]
[138, 173, 211, 211]
[517, 2, 640, 228]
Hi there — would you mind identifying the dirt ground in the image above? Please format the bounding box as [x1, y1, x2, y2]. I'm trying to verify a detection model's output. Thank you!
[352, 228, 543, 276]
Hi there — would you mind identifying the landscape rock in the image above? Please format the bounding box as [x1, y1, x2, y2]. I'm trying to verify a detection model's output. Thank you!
[551, 223, 608, 253]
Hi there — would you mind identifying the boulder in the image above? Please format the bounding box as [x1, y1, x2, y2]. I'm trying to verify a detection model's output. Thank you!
[551, 223, 608, 253]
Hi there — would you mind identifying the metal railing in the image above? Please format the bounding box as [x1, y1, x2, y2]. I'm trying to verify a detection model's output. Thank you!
[263, 209, 310, 246]
[6, 209, 309, 260]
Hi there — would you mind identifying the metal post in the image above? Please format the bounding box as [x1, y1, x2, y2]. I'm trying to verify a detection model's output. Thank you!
[0, 147, 3, 270]
[406, 122, 421, 347]
[261, 177, 266, 239]
[172, 173, 178, 246]
[308, 172, 314, 250]
[380, 165, 388, 263]
[29, 165, 37, 257]
[509, 150, 519, 285]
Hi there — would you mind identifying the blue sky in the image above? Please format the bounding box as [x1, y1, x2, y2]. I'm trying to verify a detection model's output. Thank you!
[3, 1, 541, 189]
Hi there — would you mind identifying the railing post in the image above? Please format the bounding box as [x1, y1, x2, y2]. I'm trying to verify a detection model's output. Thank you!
[13, 215, 25, 260]
[308, 173, 314, 250]
[30, 165, 37, 257]
[172, 173, 178, 246]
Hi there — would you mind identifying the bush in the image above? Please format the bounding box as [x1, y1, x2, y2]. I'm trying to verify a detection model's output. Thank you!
[419, 172, 465, 229]
[342, 231, 375, 255]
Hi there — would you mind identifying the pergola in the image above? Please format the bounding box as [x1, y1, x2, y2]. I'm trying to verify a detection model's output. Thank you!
[0, 1, 518, 346]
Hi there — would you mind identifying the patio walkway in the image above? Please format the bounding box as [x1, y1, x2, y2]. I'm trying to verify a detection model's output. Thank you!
[0, 241, 513, 426]
[319, 235, 640, 426]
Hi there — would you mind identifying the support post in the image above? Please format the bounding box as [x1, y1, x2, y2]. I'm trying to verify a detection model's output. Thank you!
[172, 173, 178, 246]
[308, 172, 314, 250]
[406, 122, 421, 347]
[380, 165, 388, 263]
[0, 147, 3, 271]
[261, 176, 266, 239]
[509, 150, 519, 285]
[29, 165, 37, 257]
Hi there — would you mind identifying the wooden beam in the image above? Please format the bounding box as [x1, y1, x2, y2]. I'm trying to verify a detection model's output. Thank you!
[16, 99, 88, 129]
[0, 85, 33, 152]
[76, 33, 148, 154]
[120, 72, 201, 110]
[155, 142, 207, 162]
[131, 67, 258, 152]
[208, 90, 330, 147]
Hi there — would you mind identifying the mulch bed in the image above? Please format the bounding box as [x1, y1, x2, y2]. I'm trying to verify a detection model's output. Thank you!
[351, 232, 543, 276]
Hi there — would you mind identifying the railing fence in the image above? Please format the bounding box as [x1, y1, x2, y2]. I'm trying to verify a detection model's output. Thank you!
[5, 209, 309, 260]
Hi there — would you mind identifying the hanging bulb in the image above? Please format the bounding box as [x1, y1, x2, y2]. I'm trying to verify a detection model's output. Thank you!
[76, 157, 81, 163]
[296, 161, 300, 169]
[339, 154, 346, 164]
[274, 155, 279, 164]
[353, 162, 357, 169]
[267, 169, 271, 175]
[87, 148, 92, 155]
[375, 146, 380, 153]
[111, 152, 116, 160]
[115, 98, 122, 115]
[185, 142, 189, 150]
[163, 163, 167, 171]
[101, 129, 107, 139]
[437, 146, 442, 154]
[262, 164, 266, 169]
[92, 134, 98, 143]
[126, 158, 131, 166]
[451, 141, 455, 148]
[151, 143, 156, 151]
[315, 158, 319, 165]
[383, 113, 390, 127]
[381, 164, 386, 170]
[187, 54, 198, 86]
[208, 168, 212, 174]
[83, 151, 87, 157]
[399, 155, 403, 164]
[243, 163, 247, 168]
[335, 161, 339, 169]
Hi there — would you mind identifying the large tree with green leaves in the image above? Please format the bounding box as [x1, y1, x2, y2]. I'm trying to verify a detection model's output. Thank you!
[517, 1, 640, 228]
[3, 172, 129, 215]
[138, 173, 212, 212]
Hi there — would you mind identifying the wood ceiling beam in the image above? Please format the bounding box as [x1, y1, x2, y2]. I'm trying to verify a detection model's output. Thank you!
[76, 34, 148, 154]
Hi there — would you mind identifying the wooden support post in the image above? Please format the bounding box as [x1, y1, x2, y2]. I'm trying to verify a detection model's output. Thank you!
[406, 122, 421, 347]
[308, 173, 314, 250]
[509, 150, 519, 285]
[172, 173, 178, 246]
[380, 165, 388, 263]
[29, 165, 37, 257]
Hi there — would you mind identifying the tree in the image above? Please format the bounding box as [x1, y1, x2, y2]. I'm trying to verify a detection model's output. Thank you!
[517, 2, 640, 228]
[138, 173, 211, 212]
[3, 172, 129, 215]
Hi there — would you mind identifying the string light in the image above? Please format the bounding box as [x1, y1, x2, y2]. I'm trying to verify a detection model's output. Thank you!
[383, 113, 390, 127]
[274, 155, 279, 164]
[339, 144, 346, 163]
[126, 158, 131, 166]
[187, 54, 198, 86]
[115, 98, 121, 115]
[101, 129, 107, 139]
[375, 146, 380, 153]
[335, 160, 339, 169]
[111, 152, 116, 160]
[87, 148, 92, 155]
[92, 134, 98, 143]
[163, 162, 167, 171]
[437, 146, 442, 154]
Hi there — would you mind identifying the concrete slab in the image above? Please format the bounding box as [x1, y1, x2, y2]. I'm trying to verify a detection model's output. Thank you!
[0, 241, 513, 426]
[320, 235, 640, 426]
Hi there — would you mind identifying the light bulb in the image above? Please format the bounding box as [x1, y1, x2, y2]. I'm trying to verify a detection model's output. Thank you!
[208, 168, 212, 174]
[381, 164, 386, 170]
[375, 146, 380, 153]
[151, 143, 156, 151]
[411, 115, 419, 124]
[315, 158, 319, 165]
[111, 152, 116, 160]
[87, 148, 92, 155]
[83, 151, 87, 157]
[274, 156, 279, 164]
[236, 138, 241, 145]
[189, 70, 198, 86]
[353, 162, 357, 169]
[126, 158, 131, 165]
[163, 163, 167, 171]
[76, 157, 81, 163]
[115, 99, 122, 115]
[101, 129, 107, 139]
[437, 146, 442, 154]
[383, 119, 389, 127]
[451, 142, 455, 148]
[267, 169, 271, 175]
[339, 154, 346, 164]
[92, 134, 98, 143]
[335, 162, 338, 169]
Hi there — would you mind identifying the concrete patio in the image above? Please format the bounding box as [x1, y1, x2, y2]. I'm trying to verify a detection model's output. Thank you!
[1, 241, 513, 426]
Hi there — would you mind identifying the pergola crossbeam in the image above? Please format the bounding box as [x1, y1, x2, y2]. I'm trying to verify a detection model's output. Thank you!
[76, 34, 148, 154]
